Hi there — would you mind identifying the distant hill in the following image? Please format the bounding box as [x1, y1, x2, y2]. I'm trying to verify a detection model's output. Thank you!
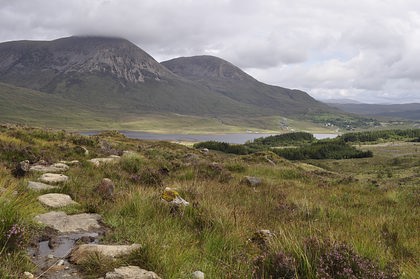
[326, 103, 420, 120]
[321, 98, 363, 104]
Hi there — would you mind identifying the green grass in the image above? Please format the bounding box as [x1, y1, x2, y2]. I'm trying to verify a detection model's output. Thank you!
[0, 126, 418, 278]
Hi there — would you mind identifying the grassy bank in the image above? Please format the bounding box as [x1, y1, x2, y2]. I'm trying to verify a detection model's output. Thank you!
[0, 125, 418, 278]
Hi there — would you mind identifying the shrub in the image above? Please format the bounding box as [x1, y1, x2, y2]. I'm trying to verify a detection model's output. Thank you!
[253, 251, 296, 279]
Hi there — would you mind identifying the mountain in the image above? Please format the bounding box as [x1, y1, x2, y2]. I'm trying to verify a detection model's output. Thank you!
[326, 103, 420, 121]
[0, 36, 338, 129]
[161, 55, 331, 115]
[321, 98, 363, 104]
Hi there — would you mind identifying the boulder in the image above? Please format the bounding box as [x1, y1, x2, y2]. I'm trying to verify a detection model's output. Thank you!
[13, 160, 30, 177]
[89, 156, 121, 167]
[38, 193, 79, 208]
[70, 244, 141, 264]
[161, 187, 189, 206]
[28, 181, 59, 191]
[241, 176, 262, 187]
[34, 211, 101, 233]
[39, 173, 69, 184]
[95, 178, 115, 200]
[105, 266, 161, 279]
[30, 162, 69, 173]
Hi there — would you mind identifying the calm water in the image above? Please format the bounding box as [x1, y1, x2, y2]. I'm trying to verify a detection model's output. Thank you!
[81, 131, 338, 144]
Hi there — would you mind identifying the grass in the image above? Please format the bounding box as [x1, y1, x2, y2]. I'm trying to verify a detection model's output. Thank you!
[0, 125, 418, 278]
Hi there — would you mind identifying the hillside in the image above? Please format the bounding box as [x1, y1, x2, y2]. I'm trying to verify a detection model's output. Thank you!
[162, 55, 332, 115]
[0, 36, 340, 129]
[0, 125, 418, 278]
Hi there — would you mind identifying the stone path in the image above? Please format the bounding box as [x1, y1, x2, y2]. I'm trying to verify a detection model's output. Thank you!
[29, 159, 159, 279]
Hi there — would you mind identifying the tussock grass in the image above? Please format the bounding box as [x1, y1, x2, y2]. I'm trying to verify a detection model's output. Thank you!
[0, 126, 418, 278]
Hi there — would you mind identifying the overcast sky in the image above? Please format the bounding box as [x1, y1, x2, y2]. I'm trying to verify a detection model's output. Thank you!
[1, 0, 419, 103]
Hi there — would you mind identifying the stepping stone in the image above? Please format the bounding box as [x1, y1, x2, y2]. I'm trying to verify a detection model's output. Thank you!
[34, 211, 101, 233]
[89, 155, 121, 167]
[30, 163, 69, 173]
[28, 181, 59, 191]
[39, 173, 69, 184]
[38, 193, 79, 208]
[70, 244, 142, 264]
[105, 266, 161, 279]
[59, 160, 80, 165]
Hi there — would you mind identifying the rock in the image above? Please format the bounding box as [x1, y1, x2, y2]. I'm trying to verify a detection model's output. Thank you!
[251, 229, 275, 248]
[28, 181, 59, 191]
[89, 156, 121, 167]
[30, 162, 69, 173]
[161, 187, 189, 206]
[95, 178, 115, 200]
[39, 173, 69, 184]
[70, 244, 141, 264]
[34, 211, 101, 233]
[13, 160, 30, 178]
[74, 145, 89, 156]
[23, 271, 34, 278]
[201, 148, 209, 154]
[241, 176, 262, 187]
[38, 193, 79, 208]
[105, 266, 161, 279]
[192, 270, 205, 279]
[59, 160, 80, 165]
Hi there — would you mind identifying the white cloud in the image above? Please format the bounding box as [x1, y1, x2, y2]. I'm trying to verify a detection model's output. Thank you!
[0, 0, 419, 103]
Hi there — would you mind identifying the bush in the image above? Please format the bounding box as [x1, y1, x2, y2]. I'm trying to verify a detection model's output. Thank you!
[252, 132, 315, 147]
[194, 141, 253, 155]
[253, 251, 296, 279]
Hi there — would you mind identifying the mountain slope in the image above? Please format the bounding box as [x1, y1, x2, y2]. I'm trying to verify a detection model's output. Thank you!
[162, 55, 332, 115]
[0, 36, 340, 129]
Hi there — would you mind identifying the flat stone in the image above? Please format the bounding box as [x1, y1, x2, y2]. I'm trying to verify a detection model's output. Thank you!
[70, 244, 141, 264]
[30, 163, 69, 173]
[89, 156, 121, 167]
[39, 173, 69, 184]
[38, 193, 79, 208]
[59, 160, 80, 165]
[105, 266, 161, 279]
[28, 181, 59, 191]
[34, 211, 101, 233]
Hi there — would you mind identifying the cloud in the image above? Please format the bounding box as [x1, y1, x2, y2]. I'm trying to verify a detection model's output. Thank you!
[0, 0, 419, 103]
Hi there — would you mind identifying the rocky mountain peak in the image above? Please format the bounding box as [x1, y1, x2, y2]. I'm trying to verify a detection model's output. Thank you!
[162, 55, 256, 82]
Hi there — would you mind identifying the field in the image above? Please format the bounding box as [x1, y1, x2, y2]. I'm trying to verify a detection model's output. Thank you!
[0, 125, 418, 278]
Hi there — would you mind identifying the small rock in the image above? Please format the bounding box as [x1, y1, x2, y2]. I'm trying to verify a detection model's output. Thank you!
[74, 145, 89, 156]
[192, 270, 205, 279]
[28, 181, 59, 191]
[95, 178, 115, 200]
[39, 173, 69, 184]
[23, 271, 34, 278]
[161, 187, 189, 206]
[38, 193, 79, 208]
[105, 266, 161, 279]
[47, 254, 54, 259]
[89, 156, 121, 167]
[13, 160, 30, 178]
[57, 259, 65, 266]
[70, 244, 142, 264]
[241, 176, 262, 187]
[201, 148, 209, 154]
[34, 211, 101, 233]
